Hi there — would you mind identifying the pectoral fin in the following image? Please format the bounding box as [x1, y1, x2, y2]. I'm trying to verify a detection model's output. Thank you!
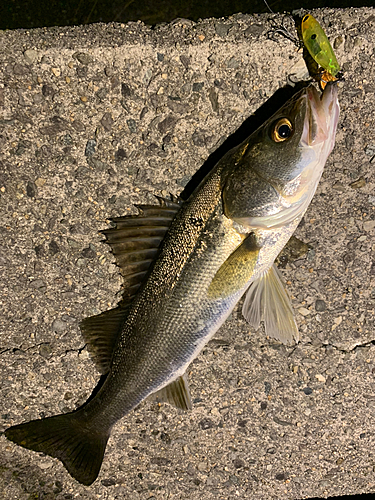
[208, 233, 260, 299]
[151, 373, 192, 411]
[242, 264, 299, 345]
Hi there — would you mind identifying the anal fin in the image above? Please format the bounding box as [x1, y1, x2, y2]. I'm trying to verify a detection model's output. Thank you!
[151, 373, 192, 411]
[242, 264, 299, 345]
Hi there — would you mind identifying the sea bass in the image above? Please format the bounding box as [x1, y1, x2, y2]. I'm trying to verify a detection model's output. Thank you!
[5, 83, 339, 485]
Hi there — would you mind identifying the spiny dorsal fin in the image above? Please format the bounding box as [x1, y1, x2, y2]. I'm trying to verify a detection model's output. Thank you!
[101, 197, 181, 299]
[151, 373, 192, 411]
[80, 197, 182, 374]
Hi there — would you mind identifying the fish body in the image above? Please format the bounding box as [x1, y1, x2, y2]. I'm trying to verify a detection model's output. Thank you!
[5, 83, 339, 485]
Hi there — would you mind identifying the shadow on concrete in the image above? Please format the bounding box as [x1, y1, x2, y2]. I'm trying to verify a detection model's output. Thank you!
[181, 81, 309, 200]
[2, 0, 375, 30]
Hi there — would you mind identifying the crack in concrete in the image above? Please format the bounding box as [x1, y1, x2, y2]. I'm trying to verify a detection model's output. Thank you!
[326, 339, 375, 354]
[1, 342, 87, 357]
[287, 339, 375, 358]
[62, 344, 87, 357]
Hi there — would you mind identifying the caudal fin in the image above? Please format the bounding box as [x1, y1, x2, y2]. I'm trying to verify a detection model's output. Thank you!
[5, 412, 109, 485]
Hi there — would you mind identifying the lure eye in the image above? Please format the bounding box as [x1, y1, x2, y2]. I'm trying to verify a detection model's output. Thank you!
[271, 118, 293, 143]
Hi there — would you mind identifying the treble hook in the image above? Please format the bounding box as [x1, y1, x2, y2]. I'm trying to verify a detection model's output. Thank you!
[266, 16, 300, 46]
[262, 0, 301, 47]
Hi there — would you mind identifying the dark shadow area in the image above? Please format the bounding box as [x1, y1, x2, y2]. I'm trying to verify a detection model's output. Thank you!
[0, 0, 374, 30]
[181, 81, 309, 200]
[0, 451, 67, 499]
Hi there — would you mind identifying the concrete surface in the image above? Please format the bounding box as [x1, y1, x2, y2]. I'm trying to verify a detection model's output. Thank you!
[1, 7, 375, 499]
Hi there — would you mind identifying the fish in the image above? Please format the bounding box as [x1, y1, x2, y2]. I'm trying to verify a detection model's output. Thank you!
[4, 82, 339, 485]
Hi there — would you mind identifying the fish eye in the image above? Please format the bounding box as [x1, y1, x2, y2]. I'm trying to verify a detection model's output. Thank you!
[271, 118, 293, 143]
[311, 33, 317, 40]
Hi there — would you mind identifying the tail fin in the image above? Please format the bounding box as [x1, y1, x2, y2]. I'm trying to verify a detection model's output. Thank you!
[5, 412, 109, 485]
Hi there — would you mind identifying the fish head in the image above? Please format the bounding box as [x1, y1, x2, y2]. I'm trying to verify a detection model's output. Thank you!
[223, 83, 339, 229]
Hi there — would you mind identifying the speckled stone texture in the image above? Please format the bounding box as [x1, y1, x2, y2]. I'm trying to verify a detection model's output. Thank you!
[1, 8, 375, 499]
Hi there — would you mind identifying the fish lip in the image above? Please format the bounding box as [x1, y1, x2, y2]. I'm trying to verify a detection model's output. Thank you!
[302, 83, 339, 147]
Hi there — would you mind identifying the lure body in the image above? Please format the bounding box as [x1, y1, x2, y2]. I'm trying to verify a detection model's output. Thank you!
[266, 9, 342, 89]
[301, 14, 340, 78]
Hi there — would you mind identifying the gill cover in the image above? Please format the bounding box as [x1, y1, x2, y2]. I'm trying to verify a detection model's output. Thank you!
[223, 84, 339, 229]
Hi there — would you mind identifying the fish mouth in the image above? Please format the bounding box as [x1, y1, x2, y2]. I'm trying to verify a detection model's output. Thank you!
[302, 83, 339, 148]
[225, 82, 339, 231]
[259, 83, 339, 229]
[281, 82, 339, 220]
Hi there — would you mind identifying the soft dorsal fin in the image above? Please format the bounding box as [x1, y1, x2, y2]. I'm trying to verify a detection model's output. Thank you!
[80, 197, 182, 374]
[80, 305, 130, 374]
[151, 373, 192, 411]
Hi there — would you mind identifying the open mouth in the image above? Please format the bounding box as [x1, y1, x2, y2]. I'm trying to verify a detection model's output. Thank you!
[302, 83, 339, 147]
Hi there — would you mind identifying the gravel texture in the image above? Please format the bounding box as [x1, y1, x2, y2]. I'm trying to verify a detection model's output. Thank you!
[1, 8, 375, 499]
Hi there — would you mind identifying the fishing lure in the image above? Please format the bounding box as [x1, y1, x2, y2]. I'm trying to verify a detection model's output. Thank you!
[300, 13, 342, 89]
[263, 1, 342, 89]
[301, 14, 340, 77]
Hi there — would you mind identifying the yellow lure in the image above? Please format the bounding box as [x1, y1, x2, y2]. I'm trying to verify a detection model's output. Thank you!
[301, 14, 340, 77]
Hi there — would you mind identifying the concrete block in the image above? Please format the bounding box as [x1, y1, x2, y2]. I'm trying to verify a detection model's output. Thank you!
[1, 8, 375, 498]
